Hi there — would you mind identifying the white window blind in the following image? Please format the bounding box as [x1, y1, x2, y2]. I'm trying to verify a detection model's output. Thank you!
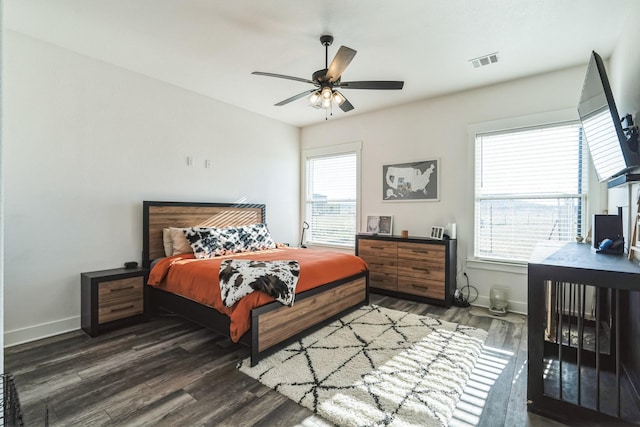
[475, 122, 587, 262]
[305, 152, 357, 247]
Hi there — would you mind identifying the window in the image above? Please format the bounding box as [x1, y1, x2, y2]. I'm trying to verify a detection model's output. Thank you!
[302, 142, 360, 247]
[474, 121, 587, 263]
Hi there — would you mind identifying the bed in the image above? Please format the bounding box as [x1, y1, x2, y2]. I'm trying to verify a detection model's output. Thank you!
[143, 201, 369, 366]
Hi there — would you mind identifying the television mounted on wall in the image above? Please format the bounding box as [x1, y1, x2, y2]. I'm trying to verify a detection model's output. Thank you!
[577, 51, 639, 182]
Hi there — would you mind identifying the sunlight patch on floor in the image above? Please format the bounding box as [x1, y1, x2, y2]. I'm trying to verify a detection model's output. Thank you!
[449, 345, 514, 427]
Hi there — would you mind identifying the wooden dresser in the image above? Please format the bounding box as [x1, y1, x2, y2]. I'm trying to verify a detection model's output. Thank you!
[356, 233, 456, 307]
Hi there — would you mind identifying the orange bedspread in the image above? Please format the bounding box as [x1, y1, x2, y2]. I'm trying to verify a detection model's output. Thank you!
[147, 247, 367, 342]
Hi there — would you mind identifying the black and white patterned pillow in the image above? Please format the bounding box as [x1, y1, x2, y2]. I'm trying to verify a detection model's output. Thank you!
[183, 223, 275, 259]
[183, 227, 230, 259]
[236, 223, 276, 252]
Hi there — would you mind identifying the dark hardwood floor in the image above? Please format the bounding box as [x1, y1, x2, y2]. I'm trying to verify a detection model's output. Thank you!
[5, 295, 568, 427]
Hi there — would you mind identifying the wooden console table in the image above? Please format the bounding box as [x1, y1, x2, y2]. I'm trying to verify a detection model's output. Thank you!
[528, 242, 640, 426]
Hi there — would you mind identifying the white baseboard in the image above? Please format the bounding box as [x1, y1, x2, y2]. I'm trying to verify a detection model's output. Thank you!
[2, 295, 528, 347]
[4, 316, 79, 348]
[472, 296, 527, 315]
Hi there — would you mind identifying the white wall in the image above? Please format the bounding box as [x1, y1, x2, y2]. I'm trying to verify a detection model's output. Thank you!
[302, 65, 599, 314]
[609, 0, 640, 253]
[0, 1, 5, 370]
[609, 1, 640, 124]
[2, 32, 300, 345]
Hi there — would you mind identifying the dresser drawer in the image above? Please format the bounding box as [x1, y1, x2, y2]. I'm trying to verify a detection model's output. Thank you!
[358, 239, 397, 257]
[360, 255, 397, 272]
[398, 276, 445, 299]
[369, 273, 398, 291]
[397, 242, 444, 262]
[397, 259, 445, 281]
[359, 253, 398, 291]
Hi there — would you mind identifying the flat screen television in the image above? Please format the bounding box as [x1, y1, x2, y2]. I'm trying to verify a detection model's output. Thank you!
[577, 51, 639, 182]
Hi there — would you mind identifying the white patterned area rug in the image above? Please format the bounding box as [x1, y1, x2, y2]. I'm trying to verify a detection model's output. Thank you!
[238, 304, 488, 427]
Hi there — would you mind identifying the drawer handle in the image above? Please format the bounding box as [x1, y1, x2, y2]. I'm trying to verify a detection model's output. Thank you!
[410, 249, 430, 254]
[412, 267, 430, 273]
[370, 246, 386, 250]
[410, 284, 428, 290]
[369, 262, 383, 266]
[110, 304, 135, 313]
[110, 285, 136, 292]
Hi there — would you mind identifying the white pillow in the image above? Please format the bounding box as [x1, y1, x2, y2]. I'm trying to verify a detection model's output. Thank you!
[162, 228, 173, 257]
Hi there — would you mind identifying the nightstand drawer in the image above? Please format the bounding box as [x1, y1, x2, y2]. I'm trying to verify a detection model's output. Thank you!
[99, 299, 144, 324]
[98, 277, 144, 324]
[99, 277, 143, 305]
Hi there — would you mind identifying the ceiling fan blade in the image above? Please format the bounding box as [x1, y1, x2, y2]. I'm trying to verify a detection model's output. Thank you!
[274, 89, 317, 106]
[326, 46, 357, 82]
[339, 80, 404, 90]
[252, 71, 315, 85]
[339, 96, 354, 112]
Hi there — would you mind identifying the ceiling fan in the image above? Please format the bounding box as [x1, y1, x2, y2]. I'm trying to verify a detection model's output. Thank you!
[252, 35, 404, 113]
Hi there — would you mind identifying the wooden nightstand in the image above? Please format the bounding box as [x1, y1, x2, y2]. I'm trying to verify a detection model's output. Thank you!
[81, 267, 147, 337]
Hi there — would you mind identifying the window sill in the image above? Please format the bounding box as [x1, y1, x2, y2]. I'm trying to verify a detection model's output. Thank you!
[304, 243, 355, 254]
[466, 258, 528, 275]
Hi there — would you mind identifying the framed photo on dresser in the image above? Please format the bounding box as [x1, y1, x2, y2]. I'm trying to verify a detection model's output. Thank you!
[365, 215, 393, 236]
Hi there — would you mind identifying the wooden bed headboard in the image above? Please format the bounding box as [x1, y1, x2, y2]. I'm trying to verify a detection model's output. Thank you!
[142, 201, 266, 268]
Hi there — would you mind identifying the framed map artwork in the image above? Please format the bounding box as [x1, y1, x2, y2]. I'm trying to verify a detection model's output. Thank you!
[382, 159, 439, 201]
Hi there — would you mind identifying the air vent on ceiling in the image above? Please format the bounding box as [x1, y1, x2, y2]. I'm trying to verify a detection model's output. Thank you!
[469, 52, 499, 68]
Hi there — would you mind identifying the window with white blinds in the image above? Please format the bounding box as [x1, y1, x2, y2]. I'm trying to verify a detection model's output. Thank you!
[303, 146, 359, 247]
[474, 122, 588, 263]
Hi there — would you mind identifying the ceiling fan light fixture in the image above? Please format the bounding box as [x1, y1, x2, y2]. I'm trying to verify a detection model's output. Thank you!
[332, 91, 345, 106]
[309, 91, 321, 104]
[321, 86, 333, 100]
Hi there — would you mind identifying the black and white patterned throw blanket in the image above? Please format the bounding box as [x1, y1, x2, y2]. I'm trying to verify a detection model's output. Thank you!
[219, 259, 300, 307]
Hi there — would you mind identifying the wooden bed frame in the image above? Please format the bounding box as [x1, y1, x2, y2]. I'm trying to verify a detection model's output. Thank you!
[142, 201, 369, 366]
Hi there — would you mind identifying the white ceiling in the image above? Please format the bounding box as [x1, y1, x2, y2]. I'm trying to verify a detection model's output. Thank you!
[5, 0, 637, 127]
